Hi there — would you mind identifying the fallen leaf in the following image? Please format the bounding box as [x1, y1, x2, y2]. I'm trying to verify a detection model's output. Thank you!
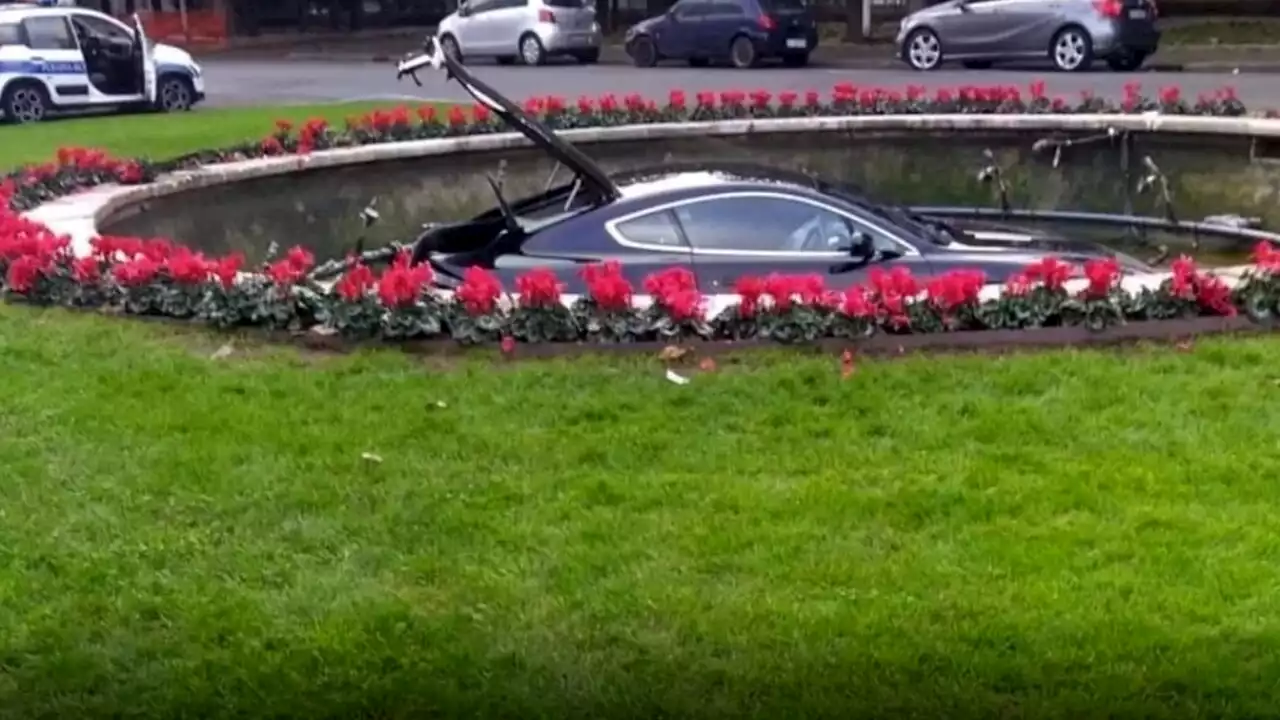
[209, 343, 234, 360]
[361, 452, 384, 463]
[840, 349, 856, 380]
[698, 357, 717, 372]
[659, 345, 689, 362]
[1175, 339, 1194, 353]
[665, 368, 690, 385]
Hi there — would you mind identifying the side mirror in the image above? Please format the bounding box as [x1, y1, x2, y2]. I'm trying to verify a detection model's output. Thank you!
[840, 230, 876, 260]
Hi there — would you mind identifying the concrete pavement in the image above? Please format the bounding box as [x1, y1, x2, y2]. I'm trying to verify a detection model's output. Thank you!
[199, 58, 1280, 110]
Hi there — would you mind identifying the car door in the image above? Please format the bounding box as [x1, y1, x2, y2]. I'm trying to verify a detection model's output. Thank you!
[657, 192, 926, 292]
[484, 0, 529, 56]
[929, 0, 1017, 57]
[69, 12, 139, 99]
[455, 0, 499, 54]
[655, 0, 707, 59]
[129, 13, 155, 106]
[603, 206, 700, 293]
[698, 0, 747, 58]
[18, 15, 87, 105]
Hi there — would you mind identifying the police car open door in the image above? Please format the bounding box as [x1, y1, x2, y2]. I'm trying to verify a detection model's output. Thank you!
[130, 13, 156, 107]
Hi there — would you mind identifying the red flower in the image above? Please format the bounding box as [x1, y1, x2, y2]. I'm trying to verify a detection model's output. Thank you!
[260, 136, 283, 155]
[5, 255, 48, 294]
[165, 247, 213, 286]
[455, 266, 503, 315]
[1252, 242, 1280, 273]
[1029, 79, 1046, 100]
[925, 269, 986, 312]
[515, 267, 563, 309]
[749, 89, 772, 108]
[335, 258, 376, 302]
[1021, 257, 1074, 291]
[211, 254, 243, 289]
[580, 261, 633, 312]
[804, 90, 820, 107]
[71, 256, 100, 283]
[266, 246, 314, 286]
[598, 94, 618, 113]
[113, 255, 163, 287]
[576, 96, 594, 115]
[668, 89, 687, 110]
[1080, 257, 1121, 299]
[778, 91, 798, 108]
[734, 275, 765, 317]
[416, 104, 437, 123]
[376, 250, 434, 308]
[447, 105, 467, 127]
[1158, 85, 1181, 105]
[1170, 254, 1197, 298]
[643, 267, 703, 322]
[840, 285, 877, 319]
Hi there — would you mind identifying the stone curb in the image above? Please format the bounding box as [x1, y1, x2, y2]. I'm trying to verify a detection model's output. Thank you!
[23, 113, 1270, 312]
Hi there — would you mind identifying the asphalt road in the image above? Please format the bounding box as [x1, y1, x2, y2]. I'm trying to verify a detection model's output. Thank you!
[200, 58, 1278, 109]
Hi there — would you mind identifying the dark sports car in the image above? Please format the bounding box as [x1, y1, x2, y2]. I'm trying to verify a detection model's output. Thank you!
[396, 42, 1150, 294]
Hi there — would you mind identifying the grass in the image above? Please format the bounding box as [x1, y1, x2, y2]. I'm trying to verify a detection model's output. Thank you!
[4, 304, 1280, 717]
[1162, 18, 1280, 47]
[0, 101, 454, 171]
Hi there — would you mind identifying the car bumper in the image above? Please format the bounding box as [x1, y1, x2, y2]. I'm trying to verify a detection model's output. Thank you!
[537, 25, 602, 53]
[758, 30, 819, 57]
[1097, 21, 1160, 56]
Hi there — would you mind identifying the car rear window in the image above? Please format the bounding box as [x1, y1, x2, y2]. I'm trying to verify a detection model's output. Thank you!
[760, 0, 805, 10]
[0, 22, 21, 46]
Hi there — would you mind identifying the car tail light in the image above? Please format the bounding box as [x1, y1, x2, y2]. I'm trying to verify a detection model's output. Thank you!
[758, 14, 776, 30]
[539, 8, 556, 22]
[1092, 0, 1121, 17]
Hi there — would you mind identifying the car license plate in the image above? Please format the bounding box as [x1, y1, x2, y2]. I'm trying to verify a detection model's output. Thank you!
[1128, 8, 1147, 18]
[786, 38, 807, 49]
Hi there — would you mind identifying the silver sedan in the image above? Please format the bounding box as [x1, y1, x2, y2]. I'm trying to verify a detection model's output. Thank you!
[895, 0, 1160, 73]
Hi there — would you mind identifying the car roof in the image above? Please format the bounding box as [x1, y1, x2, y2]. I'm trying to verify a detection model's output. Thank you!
[609, 162, 875, 205]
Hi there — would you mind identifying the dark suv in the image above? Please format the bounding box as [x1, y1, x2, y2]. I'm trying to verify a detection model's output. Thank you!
[624, 0, 818, 68]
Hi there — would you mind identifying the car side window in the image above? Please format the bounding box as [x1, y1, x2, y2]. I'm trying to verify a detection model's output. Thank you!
[672, 195, 898, 253]
[672, 0, 710, 19]
[494, 0, 527, 8]
[613, 210, 687, 249]
[707, 1, 745, 16]
[464, 0, 498, 14]
[21, 17, 77, 51]
[70, 14, 132, 44]
[0, 23, 22, 47]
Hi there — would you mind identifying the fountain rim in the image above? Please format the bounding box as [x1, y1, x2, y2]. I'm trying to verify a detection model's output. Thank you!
[22, 112, 1280, 271]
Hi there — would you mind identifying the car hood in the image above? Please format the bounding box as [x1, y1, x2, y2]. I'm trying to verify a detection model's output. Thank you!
[396, 37, 620, 203]
[153, 43, 194, 67]
[942, 219, 1154, 272]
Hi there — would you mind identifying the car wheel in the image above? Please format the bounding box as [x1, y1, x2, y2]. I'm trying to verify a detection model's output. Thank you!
[1106, 50, 1146, 71]
[155, 75, 193, 113]
[519, 33, 546, 66]
[782, 52, 809, 67]
[1050, 25, 1093, 72]
[629, 36, 658, 67]
[729, 35, 757, 68]
[1, 81, 50, 124]
[574, 49, 600, 64]
[961, 60, 992, 69]
[903, 27, 943, 71]
[439, 34, 464, 63]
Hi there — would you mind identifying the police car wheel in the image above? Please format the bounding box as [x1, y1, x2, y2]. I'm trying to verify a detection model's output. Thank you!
[156, 76, 193, 113]
[2, 83, 49, 124]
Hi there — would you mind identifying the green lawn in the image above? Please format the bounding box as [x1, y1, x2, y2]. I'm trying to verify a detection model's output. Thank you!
[3, 303, 1280, 718]
[0, 101, 453, 170]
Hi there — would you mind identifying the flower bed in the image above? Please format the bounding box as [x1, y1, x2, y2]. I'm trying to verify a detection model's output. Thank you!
[2, 80, 1276, 353]
[1, 81, 1249, 212]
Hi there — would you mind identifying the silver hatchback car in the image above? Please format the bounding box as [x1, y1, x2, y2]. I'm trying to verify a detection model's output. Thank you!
[896, 0, 1160, 73]
[437, 0, 603, 65]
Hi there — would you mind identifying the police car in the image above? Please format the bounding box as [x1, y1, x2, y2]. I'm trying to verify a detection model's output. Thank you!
[0, 1, 205, 123]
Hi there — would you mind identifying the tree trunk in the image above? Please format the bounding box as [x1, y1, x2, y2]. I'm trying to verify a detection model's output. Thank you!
[842, 0, 865, 42]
